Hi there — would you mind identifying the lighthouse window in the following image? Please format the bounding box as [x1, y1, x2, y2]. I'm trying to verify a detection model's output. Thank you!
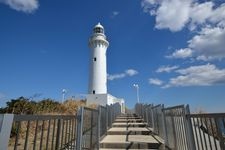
[100, 28, 103, 33]
[93, 90, 95, 94]
[94, 27, 103, 33]
[94, 57, 97, 61]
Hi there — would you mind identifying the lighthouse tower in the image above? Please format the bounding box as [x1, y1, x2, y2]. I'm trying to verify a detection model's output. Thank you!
[86, 23, 125, 113]
[88, 23, 109, 94]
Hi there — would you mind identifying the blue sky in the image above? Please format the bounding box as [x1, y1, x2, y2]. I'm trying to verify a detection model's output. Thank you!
[0, 0, 225, 112]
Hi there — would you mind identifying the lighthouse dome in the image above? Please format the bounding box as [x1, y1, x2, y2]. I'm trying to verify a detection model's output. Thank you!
[93, 22, 104, 34]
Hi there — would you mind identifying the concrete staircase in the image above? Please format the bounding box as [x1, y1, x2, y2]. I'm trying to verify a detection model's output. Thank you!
[100, 114, 164, 150]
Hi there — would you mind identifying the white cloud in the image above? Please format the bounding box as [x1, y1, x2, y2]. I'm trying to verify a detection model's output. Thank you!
[149, 78, 163, 85]
[112, 11, 119, 16]
[142, 0, 225, 31]
[107, 73, 125, 81]
[0, 0, 39, 13]
[125, 69, 138, 76]
[111, 11, 119, 18]
[156, 65, 179, 73]
[167, 27, 225, 61]
[142, 0, 157, 6]
[142, 0, 225, 61]
[155, 0, 191, 31]
[163, 64, 225, 88]
[108, 69, 138, 81]
[189, 2, 213, 29]
[208, 3, 225, 26]
[188, 27, 225, 61]
[166, 48, 193, 59]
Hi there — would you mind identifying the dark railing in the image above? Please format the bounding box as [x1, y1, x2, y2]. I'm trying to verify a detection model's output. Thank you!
[99, 106, 107, 138]
[76, 103, 121, 150]
[135, 103, 225, 150]
[77, 107, 99, 149]
[0, 102, 121, 150]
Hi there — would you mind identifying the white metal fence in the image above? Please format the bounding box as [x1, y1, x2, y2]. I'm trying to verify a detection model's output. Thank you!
[0, 103, 121, 150]
[135, 103, 225, 150]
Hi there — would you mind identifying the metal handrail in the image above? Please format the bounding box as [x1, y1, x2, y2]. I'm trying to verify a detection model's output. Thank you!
[135, 103, 225, 150]
[76, 102, 121, 150]
[0, 114, 77, 150]
[188, 113, 225, 117]
[0, 102, 122, 150]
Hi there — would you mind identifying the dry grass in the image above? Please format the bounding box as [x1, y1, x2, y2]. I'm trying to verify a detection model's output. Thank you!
[60, 99, 86, 115]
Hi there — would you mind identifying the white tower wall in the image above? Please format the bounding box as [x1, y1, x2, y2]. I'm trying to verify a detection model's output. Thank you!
[86, 23, 125, 113]
[88, 23, 109, 94]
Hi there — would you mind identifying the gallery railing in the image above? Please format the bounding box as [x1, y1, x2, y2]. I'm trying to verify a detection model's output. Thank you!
[135, 103, 225, 150]
[0, 102, 121, 150]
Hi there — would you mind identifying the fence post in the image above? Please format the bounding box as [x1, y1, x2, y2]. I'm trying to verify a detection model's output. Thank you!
[144, 106, 147, 122]
[76, 107, 84, 150]
[112, 104, 114, 123]
[171, 115, 177, 149]
[90, 111, 93, 148]
[0, 114, 14, 150]
[106, 105, 108, 130]
[146, 106, 149, 126]
[55, 118, 62, 150]
[108, 105, 112, 128]
[185, 105, 196, 150]
[151, 107, 155, 132]
[161, 105, 168, 147]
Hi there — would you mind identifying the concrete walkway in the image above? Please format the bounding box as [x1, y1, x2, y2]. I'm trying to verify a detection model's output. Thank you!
[100, 114, 164, 149]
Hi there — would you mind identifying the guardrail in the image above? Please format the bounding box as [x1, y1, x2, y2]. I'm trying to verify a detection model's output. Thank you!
[135, 103, 225, 150]
[0, 102, 121, 150]
[76, 103, 121, 150]
[188, 113, 225, 150]
[0, 114, 77, 150]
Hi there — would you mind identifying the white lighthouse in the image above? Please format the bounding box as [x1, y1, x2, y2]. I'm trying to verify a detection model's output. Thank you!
[88, 23, 108, 94]
[86, 23, 125, 113]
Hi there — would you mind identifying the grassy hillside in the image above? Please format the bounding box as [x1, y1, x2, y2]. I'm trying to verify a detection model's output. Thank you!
[0, 96, 88, 115]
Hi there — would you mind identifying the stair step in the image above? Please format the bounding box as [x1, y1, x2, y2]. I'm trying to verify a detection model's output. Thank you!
[114, 119, 144, 123]
[99, 148, 158, 150]
[99, 114, 164, 149]
[107, 127, 152, 135]
[112, 123, 147, 127]
[100, 135, 161, 149]
[116, 117, 141, 119]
